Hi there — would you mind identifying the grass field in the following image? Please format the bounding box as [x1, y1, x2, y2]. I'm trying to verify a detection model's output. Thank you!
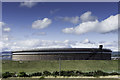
[1, 78, 120, 80]
[2, 60, 118, 73]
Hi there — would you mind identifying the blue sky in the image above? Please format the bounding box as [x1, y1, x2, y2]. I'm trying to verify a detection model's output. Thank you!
[1, 2, 119, 51]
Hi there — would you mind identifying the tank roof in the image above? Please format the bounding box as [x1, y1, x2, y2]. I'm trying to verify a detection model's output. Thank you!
[12, 48, 112, 53]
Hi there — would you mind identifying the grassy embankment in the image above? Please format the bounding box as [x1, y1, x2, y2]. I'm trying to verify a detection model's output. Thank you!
[2, 60, 118, 73]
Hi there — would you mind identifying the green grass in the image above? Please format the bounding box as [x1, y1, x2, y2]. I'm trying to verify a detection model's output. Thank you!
[2, 60, 118, 73]
[1, 78, 120, 80]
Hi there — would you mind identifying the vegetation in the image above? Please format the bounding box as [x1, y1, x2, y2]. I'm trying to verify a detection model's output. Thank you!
[30, 72, 42, 76]
[1, 78, 120, 80]
[2, 72, 15, 78]
[2, 70, 120, 78]
[17, 72, 29, 77]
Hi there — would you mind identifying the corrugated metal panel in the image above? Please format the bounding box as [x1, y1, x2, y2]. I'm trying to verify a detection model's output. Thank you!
[12, 52, 112, 55]
[12, 53, 111, 61]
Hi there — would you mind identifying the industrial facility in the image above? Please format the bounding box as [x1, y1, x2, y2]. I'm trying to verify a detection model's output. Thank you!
[12, 45, 112, 61]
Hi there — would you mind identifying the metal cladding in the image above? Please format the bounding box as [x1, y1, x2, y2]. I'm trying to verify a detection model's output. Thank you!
[12, 48, 112, 61]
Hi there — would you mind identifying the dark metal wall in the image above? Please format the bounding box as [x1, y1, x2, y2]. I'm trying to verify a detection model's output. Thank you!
[12, 53, 111, 61]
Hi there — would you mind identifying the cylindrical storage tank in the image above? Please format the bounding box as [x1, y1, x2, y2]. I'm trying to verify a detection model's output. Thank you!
[12, 48, 112, 61]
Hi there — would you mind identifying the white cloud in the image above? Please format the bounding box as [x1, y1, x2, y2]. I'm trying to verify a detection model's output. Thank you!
[3, 35, 9, 41]
[50, 9, 60, 14]
[0, 41, 3, 50]
[20, 1, 37, 8]
[0, 22, 11, 32]
[83, 38, 90, 43]
[62, 27, 74, 34]
[32, 18, 52, 29]
[56, 11, 97, 24]
[0, 22, 11, 52]
[0, 22, 5, 28]
[0, 22, 4, 35]
[62, 14, 119, 34]
[32, 32, 46, 36]
[80, 11, 97, 22]
[98, 41, 118, 51]
[98, 14, 119, 33]
[1, 38, 118, 52]
[5, 39, 72, 51]
[71, 42, 96, 48]
[62, 20, 98, 34]
[3, 27, 11, 32]
[17, 39, 40, 47]
[56, 16, 80, 24]
[63, 16, 80, 24]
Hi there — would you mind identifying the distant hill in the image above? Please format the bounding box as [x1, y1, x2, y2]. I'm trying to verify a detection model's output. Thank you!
[112, 52, 120, 57]
[1, 51, 12, 60]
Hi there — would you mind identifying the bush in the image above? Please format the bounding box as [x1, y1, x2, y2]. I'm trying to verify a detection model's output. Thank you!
[83, 72, 93, 76]
[60, 71, 67, 76]
[18, 72, 29, 77]
[43, 71, 51, 76]
[52, 71, 59, 76]
[109, 72, 120, 75]
[30, 72, 42, 76]
[60, 70, 76, 76]
[93, 70, 108, 77]
[66, 71, 75, 76]
[76, 71, 83, 76]
[2, 70, 120, 78]
[2, 72, 15, 78]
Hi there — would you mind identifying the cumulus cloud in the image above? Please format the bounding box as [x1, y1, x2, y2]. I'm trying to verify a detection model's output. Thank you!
[62, 27, 74, 34]
[63, 14, 119, 34]
[98, 15, 119, 33]
[20, 1, 37, 8]
[80, 11, 97, 22]
[0, 41, 3, 51]
[3, 35, 9, 41]
[50, 9, 60, 14]
[56, 16, 80, 24]
[56, 11, 97, 24]
[0, 22, 11, 32]
[3, 39, 72, 51]
[0, 22, 11, 52]
[0, 22, 5, 28]
[83, 38, 91, 43]
[0, 22, 5, 36]
[3, 27, 11, 32]
[1, 38, 118, 51]
[63, 16, 80, 24]
[32, 18, 52, 29]
[62, 20, 98, 34]
[32, 32, 46, 36]
[98, 41, 118, 51]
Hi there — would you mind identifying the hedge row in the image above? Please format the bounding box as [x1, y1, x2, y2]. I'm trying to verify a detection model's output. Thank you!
[2, 70, 120, 78]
